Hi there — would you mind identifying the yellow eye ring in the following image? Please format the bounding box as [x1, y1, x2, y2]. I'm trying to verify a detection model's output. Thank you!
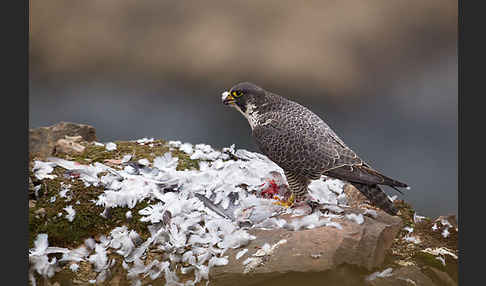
[232, 90, 243, 98]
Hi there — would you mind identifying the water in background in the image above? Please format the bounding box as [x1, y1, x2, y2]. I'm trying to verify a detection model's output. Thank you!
[29, 57, 457, 218]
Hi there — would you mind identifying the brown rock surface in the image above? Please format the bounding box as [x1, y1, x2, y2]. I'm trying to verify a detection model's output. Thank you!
[422, 266, 457, 286]
[210, 210, 402, 286]
[54, 136, 86, 155]
[29, 122, 96, 158]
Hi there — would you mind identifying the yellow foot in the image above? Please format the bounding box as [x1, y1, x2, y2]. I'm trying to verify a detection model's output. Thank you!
[273, 193, 295, 208]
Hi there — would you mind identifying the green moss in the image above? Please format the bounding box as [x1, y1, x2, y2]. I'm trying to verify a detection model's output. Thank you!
[29, 199, 152, 249]
[413, 252, 446, 271]
[29, 139, 209, 249]
[171, 149, 200, 171]
[28, 166, 152, 249]
[112, 140, 169, 162]
[54, 144, 109, 164]
[55, 139, 201, 171]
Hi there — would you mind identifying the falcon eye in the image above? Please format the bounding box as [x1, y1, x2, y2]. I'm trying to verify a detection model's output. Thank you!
[232, 90, 243, 98]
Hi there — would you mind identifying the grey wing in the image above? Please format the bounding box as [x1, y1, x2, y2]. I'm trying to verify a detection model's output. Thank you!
[322, 129, 408, 188]
[320, 127, 364, 172]
[252, 118, 354, 176]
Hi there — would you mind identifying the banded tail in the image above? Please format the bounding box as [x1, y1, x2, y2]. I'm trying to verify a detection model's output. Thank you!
[350, 182, 398, 215]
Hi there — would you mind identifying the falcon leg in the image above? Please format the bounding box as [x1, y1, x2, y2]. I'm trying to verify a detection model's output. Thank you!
[273, 170, 311, 208]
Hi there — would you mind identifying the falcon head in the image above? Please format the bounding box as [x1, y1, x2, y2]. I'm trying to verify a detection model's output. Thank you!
[221, 82, 267, 114]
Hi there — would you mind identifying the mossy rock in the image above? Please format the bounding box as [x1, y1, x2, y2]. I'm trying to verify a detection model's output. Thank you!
[29, 139, 203, 249]
[28, 166, 153, 248]
[381, 200, 458, 284]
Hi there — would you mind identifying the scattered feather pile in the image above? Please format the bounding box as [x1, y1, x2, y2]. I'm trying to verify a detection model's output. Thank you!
[29, 140, 351, 285]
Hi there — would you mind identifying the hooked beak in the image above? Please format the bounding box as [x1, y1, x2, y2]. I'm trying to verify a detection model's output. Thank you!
[221, 91, 235, 105]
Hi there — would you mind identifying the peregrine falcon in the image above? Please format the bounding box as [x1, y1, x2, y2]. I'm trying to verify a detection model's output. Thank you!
[221, 82, 408, 215]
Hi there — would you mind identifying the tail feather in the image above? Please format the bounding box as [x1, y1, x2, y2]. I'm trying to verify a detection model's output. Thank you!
[360, 165, 408, 189]
[350, 182, 398, 216]
[325, 165, 408, 190]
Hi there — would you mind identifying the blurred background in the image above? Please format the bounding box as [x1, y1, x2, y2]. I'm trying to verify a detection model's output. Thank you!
[29, 0, 457, 217]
